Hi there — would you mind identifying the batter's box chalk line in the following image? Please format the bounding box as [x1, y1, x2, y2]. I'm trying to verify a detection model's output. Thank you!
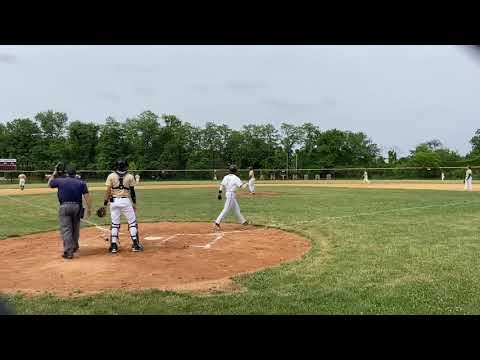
[141, 228, 266, 250]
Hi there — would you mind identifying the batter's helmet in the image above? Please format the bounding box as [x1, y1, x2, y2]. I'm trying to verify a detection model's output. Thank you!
[115, 159, 128, 173]
[229, 164, 238, 173]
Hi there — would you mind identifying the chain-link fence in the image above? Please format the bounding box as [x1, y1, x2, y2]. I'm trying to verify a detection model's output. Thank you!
[0, 167, 475, 184]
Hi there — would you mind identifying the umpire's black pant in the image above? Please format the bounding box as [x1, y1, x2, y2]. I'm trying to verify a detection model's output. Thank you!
[59, 202, 81, 255]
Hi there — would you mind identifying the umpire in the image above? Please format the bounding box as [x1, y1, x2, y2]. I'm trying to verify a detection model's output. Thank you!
[48, 164, 92, 259]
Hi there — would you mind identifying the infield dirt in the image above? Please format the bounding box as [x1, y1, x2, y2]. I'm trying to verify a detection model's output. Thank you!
[0, 222, 310, 297]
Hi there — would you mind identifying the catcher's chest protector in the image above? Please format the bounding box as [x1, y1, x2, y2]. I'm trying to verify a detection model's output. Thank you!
[112, 173, 130, 191]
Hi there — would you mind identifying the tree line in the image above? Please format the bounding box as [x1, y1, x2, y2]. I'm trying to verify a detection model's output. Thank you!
[0, 110, 478, 171]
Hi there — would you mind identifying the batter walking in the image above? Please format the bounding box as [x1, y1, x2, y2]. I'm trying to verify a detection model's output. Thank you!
[48, 166, 92, 259]
[214, 165, 248, 230]
[103, 159, 143, 254]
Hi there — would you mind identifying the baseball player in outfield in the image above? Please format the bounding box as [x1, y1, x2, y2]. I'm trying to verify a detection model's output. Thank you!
[103, 159, 143, 253]
[214, 164, 249, 230]
[464, 166, 473, 191]
[135, 173, 140, 184]
[248, 166, 256, 194]
[362, 170, 370, 184]
[441, 171, 445, 182]
[18, 173, 27, 190]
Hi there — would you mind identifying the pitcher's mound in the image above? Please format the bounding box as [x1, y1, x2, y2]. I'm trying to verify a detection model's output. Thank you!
[0, 222, 310, 297]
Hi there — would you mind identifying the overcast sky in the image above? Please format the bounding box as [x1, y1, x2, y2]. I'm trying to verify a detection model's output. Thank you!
[1, 45, 479, 157]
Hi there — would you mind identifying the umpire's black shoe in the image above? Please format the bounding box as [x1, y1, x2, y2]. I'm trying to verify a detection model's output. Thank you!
[109, 243, 119, 254]
[62, 252, 74, 260]
[132, 241, 144, 252]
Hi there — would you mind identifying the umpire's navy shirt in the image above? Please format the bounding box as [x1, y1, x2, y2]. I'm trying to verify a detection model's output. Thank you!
[49, 177, 88, 204]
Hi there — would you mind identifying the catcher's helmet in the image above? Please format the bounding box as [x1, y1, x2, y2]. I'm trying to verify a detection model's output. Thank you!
[115, 159, 128, 173]
[228, 164, 238, 174]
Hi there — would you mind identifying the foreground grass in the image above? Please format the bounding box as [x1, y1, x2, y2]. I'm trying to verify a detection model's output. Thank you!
[2, 186, 480, 314]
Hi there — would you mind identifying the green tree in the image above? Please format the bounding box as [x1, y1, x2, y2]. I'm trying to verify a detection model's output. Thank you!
[388, 149, 397, 165]
[66, 121, 100, 169]
[33, 111, 69, 166]
[0, 123, 7, 157]
[125, 111, 161, 169]
[280, 123, 303, 170]
[5, 118, 42, 168]
[96, 117, 134, 170]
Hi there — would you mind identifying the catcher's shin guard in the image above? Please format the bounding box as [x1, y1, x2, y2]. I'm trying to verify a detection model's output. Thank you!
[110, 222, 120, 244]
[128, 221, 139, 243]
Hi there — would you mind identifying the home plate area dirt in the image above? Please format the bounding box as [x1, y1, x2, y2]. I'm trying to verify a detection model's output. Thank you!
[0, 222, 310, 297]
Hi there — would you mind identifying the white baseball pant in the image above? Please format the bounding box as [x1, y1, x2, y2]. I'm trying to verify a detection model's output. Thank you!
[465, 178, 473, 191]
[248, 178, 256, 193]
[19, 179, 25, 187]
[215, 192, 246, 224]
[109, 197, 138, 243]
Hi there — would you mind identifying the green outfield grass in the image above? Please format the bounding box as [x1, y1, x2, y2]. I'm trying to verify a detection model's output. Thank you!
[2, 185, 480, 314]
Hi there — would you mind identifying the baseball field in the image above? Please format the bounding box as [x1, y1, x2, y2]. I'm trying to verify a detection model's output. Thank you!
[2, 180, 480, 314]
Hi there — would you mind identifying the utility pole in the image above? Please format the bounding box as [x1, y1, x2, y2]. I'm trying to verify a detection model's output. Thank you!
[286, 151, 288, 178]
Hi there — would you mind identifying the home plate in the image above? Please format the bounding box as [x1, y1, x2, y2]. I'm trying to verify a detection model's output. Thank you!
[144, 236, 164, 241]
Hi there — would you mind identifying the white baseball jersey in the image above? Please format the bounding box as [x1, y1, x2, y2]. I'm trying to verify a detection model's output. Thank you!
[18, 174, 26, 186]
[216, 174, 247, 225]
[135, 174, 140, 183]
[249, 170, 255, 179]
[219, 174, 243, 193]
[105, 172, 136, 198]
[465, 169, 473, 191]
[466, 169, 472, 180]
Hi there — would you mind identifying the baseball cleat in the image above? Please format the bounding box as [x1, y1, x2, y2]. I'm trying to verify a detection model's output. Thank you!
[109, 242, 119, 254]
[131, 241, 144, 252]
[242, 221, 249, 226]
[214, 222, 221, 231]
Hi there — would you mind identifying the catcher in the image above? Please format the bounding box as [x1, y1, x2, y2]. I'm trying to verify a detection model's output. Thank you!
[97, 159, 143, 254]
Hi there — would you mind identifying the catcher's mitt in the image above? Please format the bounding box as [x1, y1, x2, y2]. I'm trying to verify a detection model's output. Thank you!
[96, 206, 107, 218]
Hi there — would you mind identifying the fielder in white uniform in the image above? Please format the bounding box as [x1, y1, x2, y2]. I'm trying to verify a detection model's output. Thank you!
[248, 166, 256, 194]
[362, 170, 370, 184]
[135, 174, 140, 184]
[103, 159, 143, 253]
[18, 173, 26, 190]
[464, 166, 473, 191]
[214, 165, 248, 230]
[441, 172, 445, 182]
